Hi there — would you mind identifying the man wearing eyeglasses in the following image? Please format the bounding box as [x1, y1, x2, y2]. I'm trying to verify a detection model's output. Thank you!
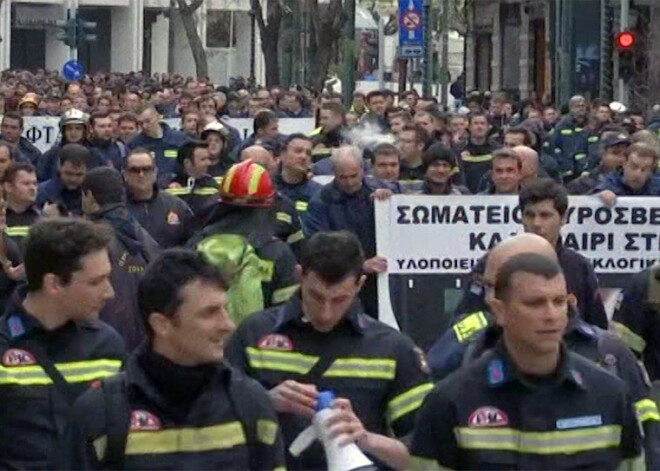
[124, 148, 194, 248]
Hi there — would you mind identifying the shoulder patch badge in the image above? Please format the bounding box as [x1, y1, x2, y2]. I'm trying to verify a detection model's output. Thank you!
[2, 348, 36, 366]
[468, 407, 509, 427]
[487, 359, 506, 385]
[166, 211, 181, 226]
[130, 410, 162, 431]
[258, 334, 294, 351]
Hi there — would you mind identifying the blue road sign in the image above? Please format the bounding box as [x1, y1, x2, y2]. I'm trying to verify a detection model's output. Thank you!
[62, 60, 85, 82]
[399, 0, 425, 58]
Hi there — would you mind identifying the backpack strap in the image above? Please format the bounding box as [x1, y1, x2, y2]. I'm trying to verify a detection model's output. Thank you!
[227, 373, 260, 471]
[102, 373, 131, 470]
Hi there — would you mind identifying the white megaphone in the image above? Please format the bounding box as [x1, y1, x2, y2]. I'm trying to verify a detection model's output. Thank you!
[289, 391, 377, 471]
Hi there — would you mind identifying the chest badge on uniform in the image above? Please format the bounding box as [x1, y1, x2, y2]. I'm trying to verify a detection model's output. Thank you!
[130, 410, 162, 431]
[166, 211, 181, 226]
[258, 334, 294, 351]
[487, 359, 506, 385]
[2, 348, 36, 366]
[468, 407, 509, 427]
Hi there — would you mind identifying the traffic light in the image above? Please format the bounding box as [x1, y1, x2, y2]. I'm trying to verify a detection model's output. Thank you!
[55, 18, 78, 48]
[76, 18, 97, 47]
[616, 31, 635, 82]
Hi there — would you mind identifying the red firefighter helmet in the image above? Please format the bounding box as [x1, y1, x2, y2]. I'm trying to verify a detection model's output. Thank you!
[220, 159, 276, 207]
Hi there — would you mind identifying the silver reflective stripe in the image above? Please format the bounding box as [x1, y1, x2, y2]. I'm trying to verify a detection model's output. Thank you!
[246, 347, 319, 374]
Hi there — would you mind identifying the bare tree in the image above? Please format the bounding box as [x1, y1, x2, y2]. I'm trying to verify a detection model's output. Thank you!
[175, 0, 209, 78]
[308, 0, 343, 92]
[251, 0, 282, 87]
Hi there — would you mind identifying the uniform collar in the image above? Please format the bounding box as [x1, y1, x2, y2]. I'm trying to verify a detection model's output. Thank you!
[274, 294, 366, 335]
[486, 339, 586, 391]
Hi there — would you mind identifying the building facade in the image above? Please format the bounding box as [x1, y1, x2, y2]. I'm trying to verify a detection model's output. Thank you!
[0, 0, 265, 83]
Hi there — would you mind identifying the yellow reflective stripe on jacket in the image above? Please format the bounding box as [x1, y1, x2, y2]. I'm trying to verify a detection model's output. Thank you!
[295, 201, 309, 212]
[561, 129, 574, 135]
[588, 136, 599, 143]
[575, 153, 587, 161]
[454, 425, 622, 454]
[276, 212, 293, 224]
[272, 284, 300, 304]
[0, 359, 121, 386]
[453, 311, 489, 343]
[286, 230, 304, 245]
[461, 154, 492, 163]
[409, 456, 446, 471]
[257, 419, 278, 446]
[125, 422, 245, 455]
[6, 226, 30, 237]
[387, 382, 434, 424]
[611, 321, 647, 354]
[214, 176, 224, 185]
[93, 436, 108, 460]
[308, 127, 323, 137]
[635, 398, 660, 422]
[192, 187, 220, 196]
[617, 454, 646, 471]
[246, 347, 319, 374]
[165, 187, 192, 196]
[273, 467, 287, 471]
[323, 358, 397, 380]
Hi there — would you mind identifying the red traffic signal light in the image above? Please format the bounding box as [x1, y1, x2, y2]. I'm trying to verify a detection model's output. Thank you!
[616, 31, 635, 49]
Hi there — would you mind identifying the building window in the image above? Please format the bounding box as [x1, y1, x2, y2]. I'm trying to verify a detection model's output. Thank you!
[207, 10, 236, 48]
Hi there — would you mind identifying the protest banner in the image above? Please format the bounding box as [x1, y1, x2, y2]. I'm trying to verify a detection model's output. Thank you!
[375, 195, 660, 345]
[22, 116, 315, 154]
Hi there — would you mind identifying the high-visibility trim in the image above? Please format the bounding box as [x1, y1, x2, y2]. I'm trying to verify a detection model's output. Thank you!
[273, 467, 287, 471]
[561, 170, 574, 177]
[257, 419, 278, 446]
[163, 149, 178, 158]
[125, 422, 246, 455]
[286, 230, 304, 245]
[387, 382, 434, 423]
[617, 455, 646, 471]
[611, 321, 647, 354]
[588, 136, 599, 143]
[308, 127, 323, 137]
[6, 226, 30, 237]
[454, 425, 622, 454]
[272, 284, 300, 304]
[214, 176, 224, 185]
[246, 347, 319, 375]
[93, 436, 107, 460]
[560, 129, 574, 135]
[409, 456, 446, 471]
[165, 188, 192, 196]
[324, 358, 397, 380]
[635, 398, 660, 422]
[575, 127, 584, 133]
[453, 311, 489, 343]
[248, 165, 266, 195]
[259, 259, 274, 282]
[0, 359, 121, 386]
[461, 154, 492, 163]
[192, 187, 220, 196]
[276, 212, 293, 224]
[295, 201, 309, 212]
[575, 153, 587, 161]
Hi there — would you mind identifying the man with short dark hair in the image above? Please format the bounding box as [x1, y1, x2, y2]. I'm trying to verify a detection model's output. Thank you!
[0, 111, 42, 165]
[596, 143, 660, 203]
[242, 110, 281, 151]
[83, 167, 160, 350]
[166, 141, 220, 217]
[4, 162, 40, 246]
[311, 102, 346, 163]
[117, 112, 139, 144]
[552, 95, 592, 181]
[89, 111, 126, 170]
[457, 112, 494, 193]
[124, 149, 194, 248]
[397, 125, 427, 181]
[36, 143, 89, 215]
[568, 131, 630, 195]
[519, 179, 607, 328]
[72, 249, 285, 469]
[480, 148, 522, 195]
[0, 218, 124, 469]
[273, 134, 322, 217]
[226, 231, 433, 470]
[361, 90, 389, 131]
[371, 143, 401, 183]
[411, 253, 644, 470]
[419, 144, 469, 195]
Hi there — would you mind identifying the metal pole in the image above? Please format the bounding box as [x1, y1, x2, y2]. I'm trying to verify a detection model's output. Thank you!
[441, 0, 449, 107]
[249, 9, 256, 82]
[555, 0, 561, 105]
[378, 17, 385, 90]
[342, 0, 356, 108]
[618, 0, 629, 104]
[422, 0, 432, 97]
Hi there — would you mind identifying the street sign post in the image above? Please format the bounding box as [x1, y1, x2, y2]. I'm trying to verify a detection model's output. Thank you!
[399, 0, 424, 58]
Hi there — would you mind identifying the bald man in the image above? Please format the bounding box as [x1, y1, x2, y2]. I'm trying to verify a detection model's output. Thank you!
[241, 145, 279, 173]
[426, 234, 660, 468]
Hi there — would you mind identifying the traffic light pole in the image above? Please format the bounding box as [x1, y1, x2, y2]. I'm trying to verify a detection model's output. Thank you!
[618, 0, 629, 104]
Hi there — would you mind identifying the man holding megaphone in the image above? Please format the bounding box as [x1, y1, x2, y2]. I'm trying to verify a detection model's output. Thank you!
[226, 231, 434, 470]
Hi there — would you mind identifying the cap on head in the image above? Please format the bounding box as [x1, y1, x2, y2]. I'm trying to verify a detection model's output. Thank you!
[60, 108, 89, 128]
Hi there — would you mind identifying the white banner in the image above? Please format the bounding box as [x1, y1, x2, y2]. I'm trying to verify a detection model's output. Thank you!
[22, 117, 316, 154]
[376, 194, 660, 276]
